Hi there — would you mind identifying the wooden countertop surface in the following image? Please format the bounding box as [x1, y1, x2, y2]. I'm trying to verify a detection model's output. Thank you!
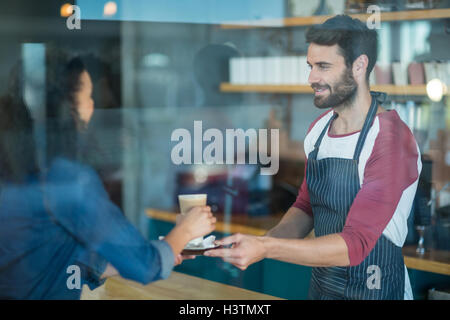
[81, 271, 283, 300]
[146, 208, 450, 276]
[403, 246, 450, 276]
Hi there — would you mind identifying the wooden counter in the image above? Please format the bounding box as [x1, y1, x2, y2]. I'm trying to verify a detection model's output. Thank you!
[403, 246, 450, 276]
[146, 208, 450, 276]
[81, 271, 283, 300]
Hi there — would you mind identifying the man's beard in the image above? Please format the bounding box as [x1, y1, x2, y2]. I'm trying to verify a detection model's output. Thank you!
[312, 68, 357, 109]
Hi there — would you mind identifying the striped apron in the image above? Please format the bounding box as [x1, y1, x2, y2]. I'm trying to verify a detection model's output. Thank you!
[307, 92, 405, 300]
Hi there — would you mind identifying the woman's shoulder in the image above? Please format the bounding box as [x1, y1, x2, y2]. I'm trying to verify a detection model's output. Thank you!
[45, 157, 108, 200]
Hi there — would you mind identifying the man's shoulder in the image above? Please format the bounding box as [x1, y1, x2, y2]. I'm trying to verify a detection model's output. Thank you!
[377, 110, 416, 141]
[373, 110, 420, 158]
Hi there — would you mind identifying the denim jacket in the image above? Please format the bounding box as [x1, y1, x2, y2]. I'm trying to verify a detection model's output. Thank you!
[0, 158, 173, 299]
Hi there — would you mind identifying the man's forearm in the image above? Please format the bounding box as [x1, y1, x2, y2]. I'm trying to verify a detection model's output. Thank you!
[265, 207, 314, 239]
[261, 233, 350, 267]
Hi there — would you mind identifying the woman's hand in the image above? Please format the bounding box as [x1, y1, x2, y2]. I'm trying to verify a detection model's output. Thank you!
[164, 206, 216, 259]
[174, 254, 196, 266]
[177, 206, 216, 241]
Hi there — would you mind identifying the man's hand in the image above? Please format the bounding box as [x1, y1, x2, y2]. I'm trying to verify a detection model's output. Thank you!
[204, 233, 267, 270]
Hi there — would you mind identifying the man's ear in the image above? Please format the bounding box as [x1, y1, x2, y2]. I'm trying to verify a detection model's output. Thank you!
[352, 54, 369, 81]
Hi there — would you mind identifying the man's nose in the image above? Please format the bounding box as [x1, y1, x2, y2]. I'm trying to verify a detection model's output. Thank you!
[308, 68, 319, 85]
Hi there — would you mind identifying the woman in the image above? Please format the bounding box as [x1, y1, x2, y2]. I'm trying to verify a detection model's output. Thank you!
[46, 55, 122, 210]
[46, 56, 99, 169]
[0, 61, 215, 299]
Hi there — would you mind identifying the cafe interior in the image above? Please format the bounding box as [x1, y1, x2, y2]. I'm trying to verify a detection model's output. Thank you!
[0, 0, 449, 300]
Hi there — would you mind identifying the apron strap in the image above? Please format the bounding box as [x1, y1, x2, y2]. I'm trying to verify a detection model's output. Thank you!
[309, 112, 338, 160]
[352, 91, 383, 162]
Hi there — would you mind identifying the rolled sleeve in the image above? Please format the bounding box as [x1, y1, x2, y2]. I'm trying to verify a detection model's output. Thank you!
[291, 161, 313, 217]
[149, 240, 175, 280]
[339, 115, 420, 266]
[45, 159, 175, 285]
[76, 250, 108, 290]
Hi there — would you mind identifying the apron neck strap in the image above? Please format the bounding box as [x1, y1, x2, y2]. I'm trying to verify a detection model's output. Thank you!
[309, 112, 337, 160]
[352, 91, 382, 162]
[310, 91, 384, 162]
[313, 112, 338, 151]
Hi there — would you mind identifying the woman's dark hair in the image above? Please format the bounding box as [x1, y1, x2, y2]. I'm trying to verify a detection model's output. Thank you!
[306, 15, 378, 81]
[0, 94, 39, 183]
[47, 56, 86, 128]
[46, 56, 88, 163]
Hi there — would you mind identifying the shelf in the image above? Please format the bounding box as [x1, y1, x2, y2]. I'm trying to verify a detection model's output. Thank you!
[147, 208, 450, 276]
[220, 83, 435, 96]
[221, 8, 450, 29]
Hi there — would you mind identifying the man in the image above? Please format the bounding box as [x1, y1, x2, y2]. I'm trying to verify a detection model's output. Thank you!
[205, 15, 422, 300]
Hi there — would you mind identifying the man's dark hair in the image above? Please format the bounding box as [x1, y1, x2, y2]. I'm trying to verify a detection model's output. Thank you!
[306, 15, 378, 81]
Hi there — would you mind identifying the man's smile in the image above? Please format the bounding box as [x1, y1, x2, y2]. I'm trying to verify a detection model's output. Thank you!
[312, 84, 330, 96]
[314, 87, 329, 96]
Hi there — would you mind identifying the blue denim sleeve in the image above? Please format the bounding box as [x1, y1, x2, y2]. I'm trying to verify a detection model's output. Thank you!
[148, 240, 174, 280]
[44, 159, 175, 285]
